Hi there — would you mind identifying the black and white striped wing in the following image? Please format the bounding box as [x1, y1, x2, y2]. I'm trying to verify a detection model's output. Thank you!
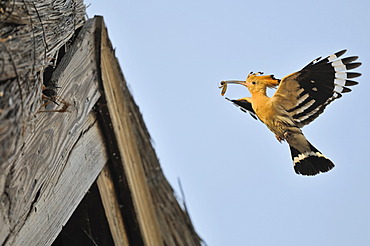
[275, 50, 361, 127]
[226, 97, 258, 120]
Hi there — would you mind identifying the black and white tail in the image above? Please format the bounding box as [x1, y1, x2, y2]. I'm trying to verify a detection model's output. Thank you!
[290, 143, 334, 176]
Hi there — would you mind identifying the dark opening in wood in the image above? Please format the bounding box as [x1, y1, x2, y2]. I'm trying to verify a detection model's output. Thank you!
[52, 181, 114, 246]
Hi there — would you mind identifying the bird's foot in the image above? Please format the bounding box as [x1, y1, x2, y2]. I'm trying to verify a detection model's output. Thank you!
[275, 134, 284, 143]
[283, 131, 291, 139]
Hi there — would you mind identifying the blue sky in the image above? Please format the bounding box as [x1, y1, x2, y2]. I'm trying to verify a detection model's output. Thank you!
[88, 1, 370, 245]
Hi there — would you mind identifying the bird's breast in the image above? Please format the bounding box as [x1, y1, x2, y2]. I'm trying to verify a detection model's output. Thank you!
[252, 98, 275, 123]
[252, 98, 292, 137]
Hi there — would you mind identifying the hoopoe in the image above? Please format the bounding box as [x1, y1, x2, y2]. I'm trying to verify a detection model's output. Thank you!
[220, 50, 361, 176]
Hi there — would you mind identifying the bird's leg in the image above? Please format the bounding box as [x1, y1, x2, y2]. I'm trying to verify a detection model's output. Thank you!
[275, 134, 284, 143]
[275, 130, 292, 143]
[283, 130, 291, 140]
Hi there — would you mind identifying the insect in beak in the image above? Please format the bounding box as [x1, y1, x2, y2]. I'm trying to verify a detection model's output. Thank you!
[219, 80, 246, 96]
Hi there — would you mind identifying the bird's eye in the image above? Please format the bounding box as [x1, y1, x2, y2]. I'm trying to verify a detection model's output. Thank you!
[252, 81, 257, 85]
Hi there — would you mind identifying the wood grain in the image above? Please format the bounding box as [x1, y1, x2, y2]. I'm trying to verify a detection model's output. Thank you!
[97, 165, 130, 246]
[0, 0, 86, 164]
[1, 16, 202, 246]
[98, 19, 164, 246]
[0, 19, 103, 245]
[9, 114, 107, 246]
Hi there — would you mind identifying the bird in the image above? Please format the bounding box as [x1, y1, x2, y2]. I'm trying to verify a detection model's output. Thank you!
[219, 50, 361, 176]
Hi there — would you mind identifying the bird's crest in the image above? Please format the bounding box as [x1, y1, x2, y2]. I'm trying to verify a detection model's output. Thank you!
[246, 72, 280, 88]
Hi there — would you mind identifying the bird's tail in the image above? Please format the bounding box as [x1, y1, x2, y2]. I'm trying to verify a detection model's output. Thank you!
[289, 142, 334, 176]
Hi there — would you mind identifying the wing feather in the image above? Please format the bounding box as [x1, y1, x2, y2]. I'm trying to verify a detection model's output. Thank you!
[226, 97, 258, 120]
[273, 50, 361, 127]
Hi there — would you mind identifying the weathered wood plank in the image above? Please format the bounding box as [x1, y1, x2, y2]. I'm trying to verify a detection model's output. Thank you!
[97, 165, 130, 246]
[0, 18, 103, 245]
[0, 0, 86, 80]
[97, 18, 164, 246]
[1, 15, 202, 246]
[9, 113, 107, 246]
[0, 0, 86, 164]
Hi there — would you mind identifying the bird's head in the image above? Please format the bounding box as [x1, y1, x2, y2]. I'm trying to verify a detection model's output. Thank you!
[219, 72, 280, 95]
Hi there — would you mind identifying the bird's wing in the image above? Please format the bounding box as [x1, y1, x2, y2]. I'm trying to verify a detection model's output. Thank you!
[226, 97, 258, 120]
[272, 50, 361, 127]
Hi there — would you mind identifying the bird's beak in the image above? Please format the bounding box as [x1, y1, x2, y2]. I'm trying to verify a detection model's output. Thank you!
[220, 80, 246, 85]
[219, 80, 247, 96]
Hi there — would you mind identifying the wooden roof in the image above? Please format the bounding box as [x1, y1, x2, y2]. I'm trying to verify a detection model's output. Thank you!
[0, 1, 202, 245]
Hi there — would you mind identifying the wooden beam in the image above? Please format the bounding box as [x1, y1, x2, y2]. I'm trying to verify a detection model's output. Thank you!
[8, 113, 108, 245]
[0, 0, 86, 164]
[97, 165, 130, 246]
[1, 15, 202, 246]
[97, 17, 163, 246]
[1, 19, 105, 245]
